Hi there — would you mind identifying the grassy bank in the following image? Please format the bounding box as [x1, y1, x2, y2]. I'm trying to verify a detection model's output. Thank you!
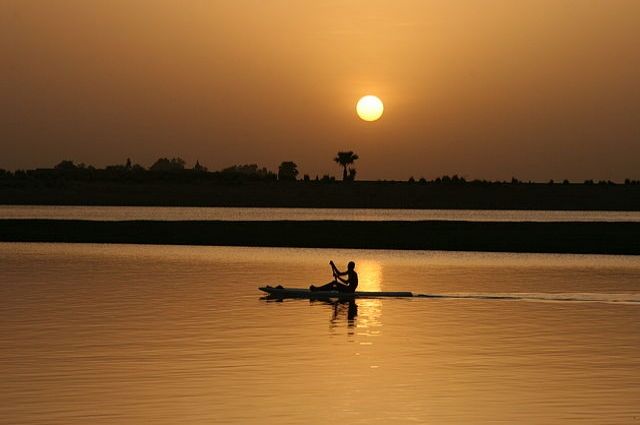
[1, 220, 638, 255]
[2, 181, 640, 210]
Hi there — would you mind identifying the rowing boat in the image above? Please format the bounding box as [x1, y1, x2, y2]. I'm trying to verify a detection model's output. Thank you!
[259, 286, 413, 299]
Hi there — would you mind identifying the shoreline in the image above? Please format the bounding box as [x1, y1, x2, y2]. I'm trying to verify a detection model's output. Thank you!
[1, 219, 639, 255]
[2, 181, 640, 210]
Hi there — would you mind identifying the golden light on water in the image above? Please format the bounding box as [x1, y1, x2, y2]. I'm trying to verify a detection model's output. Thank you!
[356, 95, 384, 122]
[356, 260, 383, 291]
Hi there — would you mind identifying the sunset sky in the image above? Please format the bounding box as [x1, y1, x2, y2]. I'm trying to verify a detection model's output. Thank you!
[3, 0, 639, 181]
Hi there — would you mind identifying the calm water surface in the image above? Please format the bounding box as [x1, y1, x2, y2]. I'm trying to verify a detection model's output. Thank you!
[1, 243, 639, 424]
[2, 205, 640, 222]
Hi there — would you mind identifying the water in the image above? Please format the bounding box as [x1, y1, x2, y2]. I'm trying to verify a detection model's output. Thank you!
[2, 205, 640, 222]
[1, 242, 639, 424]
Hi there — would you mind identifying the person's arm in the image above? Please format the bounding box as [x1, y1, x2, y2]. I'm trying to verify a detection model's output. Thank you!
[330, 261, 348, 277]
[335, 275, 349, 286]
[330, 261, 349, 286]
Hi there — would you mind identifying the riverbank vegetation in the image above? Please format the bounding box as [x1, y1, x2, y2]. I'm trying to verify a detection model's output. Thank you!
[2, 157, 639, 186]
[1, 157, 639, 210]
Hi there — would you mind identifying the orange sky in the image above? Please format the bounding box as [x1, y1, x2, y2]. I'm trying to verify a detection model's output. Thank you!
[2, 0, 639, 180]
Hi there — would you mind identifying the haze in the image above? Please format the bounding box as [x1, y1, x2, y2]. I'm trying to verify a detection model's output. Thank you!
[2, 0, 639, 181]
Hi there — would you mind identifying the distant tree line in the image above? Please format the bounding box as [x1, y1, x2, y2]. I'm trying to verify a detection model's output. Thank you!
[0, 155, 638, 185]
[0, 151, 357, 184]
[405, 174, 640, 186]
[0, 158, 281, 184]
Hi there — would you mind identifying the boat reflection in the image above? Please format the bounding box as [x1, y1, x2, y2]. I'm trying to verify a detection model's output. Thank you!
[319, 299, 359, 327]
[325, 298, 383, 339]
[331, 299, 358, 323]
[322, 298, 383, 341]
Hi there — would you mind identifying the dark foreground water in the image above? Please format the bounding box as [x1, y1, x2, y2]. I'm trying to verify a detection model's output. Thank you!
[1, 243, 639, 424]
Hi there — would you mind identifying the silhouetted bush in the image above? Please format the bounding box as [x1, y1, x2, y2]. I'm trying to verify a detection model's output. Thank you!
[435, 175, 466, 185]
[347, 168, 357, 182]
[278, 161, 299, 181]
[220, 164, 277, 182]
[150, 157, 186, 172]
[54, 160, 77, 171]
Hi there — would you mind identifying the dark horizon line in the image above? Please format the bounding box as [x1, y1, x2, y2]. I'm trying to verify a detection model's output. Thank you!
[1, 158, 639, 185]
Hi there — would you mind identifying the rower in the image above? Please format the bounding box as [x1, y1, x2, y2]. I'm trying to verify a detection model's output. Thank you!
[310, 260, 358, 293]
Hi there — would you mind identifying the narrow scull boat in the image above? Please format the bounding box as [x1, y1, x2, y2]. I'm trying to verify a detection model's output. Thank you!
[259, 286, 413, 299]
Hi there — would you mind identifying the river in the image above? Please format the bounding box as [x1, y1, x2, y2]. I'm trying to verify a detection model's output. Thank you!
[1, 243, 639, 424]
[2, 205, 640, 221]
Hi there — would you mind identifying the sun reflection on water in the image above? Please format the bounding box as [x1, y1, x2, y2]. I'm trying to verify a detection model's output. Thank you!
[356, 299, 382, 334]
[351, 261, 384, 338]
[355, 260, 383, 292]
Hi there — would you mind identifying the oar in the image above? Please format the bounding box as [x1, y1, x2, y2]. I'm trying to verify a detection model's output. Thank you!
[329, 260, 338, 281]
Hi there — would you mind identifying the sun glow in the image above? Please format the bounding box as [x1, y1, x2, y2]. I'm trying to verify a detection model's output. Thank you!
[356, 95, 384, 122]
[356, 260, 383, 292]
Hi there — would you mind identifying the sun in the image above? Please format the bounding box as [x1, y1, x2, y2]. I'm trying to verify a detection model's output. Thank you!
[356, 95, 384, 122]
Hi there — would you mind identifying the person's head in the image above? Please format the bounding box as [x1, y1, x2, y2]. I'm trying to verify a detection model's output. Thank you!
[348, 261, 356, 270]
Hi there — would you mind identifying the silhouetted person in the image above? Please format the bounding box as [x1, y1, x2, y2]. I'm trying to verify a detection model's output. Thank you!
[310, 260, 358, 293]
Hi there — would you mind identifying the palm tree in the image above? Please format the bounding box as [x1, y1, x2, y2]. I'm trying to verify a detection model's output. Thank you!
[334, 151, 359, 181]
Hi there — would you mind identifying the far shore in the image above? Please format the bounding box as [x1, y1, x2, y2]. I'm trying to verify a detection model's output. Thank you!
[1, 219, 638, 255]
[1, 181, 640, 210]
